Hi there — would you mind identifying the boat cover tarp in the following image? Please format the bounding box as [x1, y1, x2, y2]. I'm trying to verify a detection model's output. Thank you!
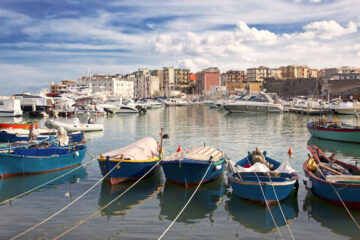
[13, 148, 73, 157]
[163, 146, 224, 162]
[228, 160, 295, 174]
[103, 137, 159, 160]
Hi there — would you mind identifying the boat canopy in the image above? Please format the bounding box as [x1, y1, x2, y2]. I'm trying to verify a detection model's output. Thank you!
[163, 146, 225, 162]
[103, 137, 159, 160]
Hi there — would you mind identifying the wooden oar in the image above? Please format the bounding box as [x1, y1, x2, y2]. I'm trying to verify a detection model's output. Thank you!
[318, 162, 344, 175]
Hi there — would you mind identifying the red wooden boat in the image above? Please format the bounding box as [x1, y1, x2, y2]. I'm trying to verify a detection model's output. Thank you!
[0, 122, 39, 129]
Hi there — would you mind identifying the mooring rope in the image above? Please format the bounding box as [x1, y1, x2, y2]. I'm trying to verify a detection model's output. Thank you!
[52, 159, 162, 240]
[316, 166, 360, 230]
[10, 155, 124, 240]
[157, 162, 213, 240]
[244, 157, 284, 240]
[0, 153, 97, 206]
[267, 173, 295, 240]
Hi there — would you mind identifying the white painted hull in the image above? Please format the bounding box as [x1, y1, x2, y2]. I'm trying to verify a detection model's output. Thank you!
[45, 120, 104, 132]
[334, 108, 360, 115]
[0, 110, 23, 117]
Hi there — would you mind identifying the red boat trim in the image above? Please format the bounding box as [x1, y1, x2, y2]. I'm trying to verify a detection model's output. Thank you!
[0, 163, 81, 179]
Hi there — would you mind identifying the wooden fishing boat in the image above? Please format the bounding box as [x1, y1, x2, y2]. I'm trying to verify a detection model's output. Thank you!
[98, 137, 163, 184]
[161, 145, 227, 187]
[307, 119, 360, 143]
[45, 119, 104, 132]
[0, 145, 87, 178]
[0, 129, 84, 143]
[0, 122, 38, 129]
[304, 145, 360, 210]
[228, 149, 298, 205]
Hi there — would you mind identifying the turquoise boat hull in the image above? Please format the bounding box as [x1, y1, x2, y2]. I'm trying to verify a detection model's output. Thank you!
[307, 122, 360, 143]
[0, 145, 87, 178]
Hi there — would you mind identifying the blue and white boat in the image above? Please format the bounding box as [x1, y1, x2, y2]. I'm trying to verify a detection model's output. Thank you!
[304, 145, 360, 210]
[228, 149, 298, 205]
[0, 129, 84, 143]
[307, 119, 360, 143]
[0, 145, 87, 178]
[161, 145, 227, 187]
[98, 137, 162, 184]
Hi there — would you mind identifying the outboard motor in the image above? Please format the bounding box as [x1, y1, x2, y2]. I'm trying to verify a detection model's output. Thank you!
[135, 105, 147, 113]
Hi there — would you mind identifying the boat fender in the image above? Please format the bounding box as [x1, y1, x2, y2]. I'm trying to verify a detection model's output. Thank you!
[74, 151, 79, 157]
[306, 179, 312, 189]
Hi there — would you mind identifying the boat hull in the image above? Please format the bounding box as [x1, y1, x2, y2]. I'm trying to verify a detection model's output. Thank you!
[228, 173, 296, 205]
[0, 145, 87, 178]
[97, 158, 160, 184]
[303, 161, 360, 210]
[223, 103, 283, 113]
[0, 131, 84, 143]
[0, 122, 38, 129]
[161, 159, 226, 187]
[307, 122, 360, 143]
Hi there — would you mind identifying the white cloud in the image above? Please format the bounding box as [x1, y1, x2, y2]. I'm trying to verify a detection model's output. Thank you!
[303, 20, 357, 40]
[235, 21, 277, 45]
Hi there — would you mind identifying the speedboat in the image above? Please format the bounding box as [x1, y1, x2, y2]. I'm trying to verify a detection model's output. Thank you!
[223, 92, 283, 113]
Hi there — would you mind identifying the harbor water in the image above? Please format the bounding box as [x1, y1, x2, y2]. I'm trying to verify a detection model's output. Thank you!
[0, 106, 359, 240]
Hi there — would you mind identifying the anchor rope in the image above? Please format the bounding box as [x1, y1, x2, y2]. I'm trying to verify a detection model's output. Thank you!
[157, 162, 213, 240]
[316, 165, 360, 230]
[244, 157, 284, 240]
[0, 152, 97, 206]
[10, 155, 124, 240]
[267, 173, 295, 240]
[52, 159, 162, 240]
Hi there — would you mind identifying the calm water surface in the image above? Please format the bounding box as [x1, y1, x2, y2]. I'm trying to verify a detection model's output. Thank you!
[0, 106, 359, 240]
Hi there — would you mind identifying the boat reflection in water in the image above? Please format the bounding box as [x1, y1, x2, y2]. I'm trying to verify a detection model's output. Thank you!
[225, 191, 298, 233]
[98, 173, 163, 216]
[0, 165, 87, 204]
[307, 137, 360, 158]
[303, 192, 360, 239]
[158, 177, 225, 223]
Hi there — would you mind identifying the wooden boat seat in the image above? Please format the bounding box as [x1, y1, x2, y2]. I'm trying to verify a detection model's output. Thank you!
[326, 175, 360, 184]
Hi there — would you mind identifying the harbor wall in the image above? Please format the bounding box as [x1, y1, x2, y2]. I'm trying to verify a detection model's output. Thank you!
[263, 78, 321, 98]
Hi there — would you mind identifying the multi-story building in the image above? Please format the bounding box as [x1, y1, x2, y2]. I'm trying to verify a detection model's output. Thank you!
[278, 64, 310, 79]
[323, 67, 360, 78]
[196, 67, 221, 95]
[132, 68, 160, 98]
[221, 70, 247, 94]
[49, 80, 76, 94]
[174, 68, 191, 93]
[309, 69, 318, 78]
[247, 66, 272, 82]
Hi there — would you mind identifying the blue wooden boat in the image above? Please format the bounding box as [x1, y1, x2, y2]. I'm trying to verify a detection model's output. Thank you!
[161, 145, 227, 187]
[307, 119, 360, 143]
[98, 137, 162, 184]
[0, 145, 87, 178]
[304, 145, 360, 210]
[228, 150, 298, 205]
[0, 130, 84, 143]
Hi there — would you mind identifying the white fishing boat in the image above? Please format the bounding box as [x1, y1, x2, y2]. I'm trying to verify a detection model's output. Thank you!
[223, 92, 283, 113]
[0, 99, 23, 117]
[45, 118, 104, 132]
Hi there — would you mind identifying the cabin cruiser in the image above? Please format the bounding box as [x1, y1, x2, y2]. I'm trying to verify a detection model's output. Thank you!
[331, 101, 360, 115]
[223, 92, 283, 113]
[0, 99, 23, 117]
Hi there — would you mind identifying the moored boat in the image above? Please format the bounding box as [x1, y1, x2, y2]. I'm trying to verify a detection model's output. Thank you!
[228, 149, 298, 205]
[304, 145, 360, 210]
[161, 145, 227, 187]
[98, 137, 163, 184]
[0, 129, 84, 143]
[45, 119, 104, 132]
[0, 144, 87, 178]
[0, 122, 38, 129]
[307, 118, 360, 143]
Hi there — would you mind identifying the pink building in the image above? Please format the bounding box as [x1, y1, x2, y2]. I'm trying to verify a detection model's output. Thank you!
[196, 67, 220, 95]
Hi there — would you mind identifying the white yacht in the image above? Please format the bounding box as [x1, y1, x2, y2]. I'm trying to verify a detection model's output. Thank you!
[223, 92, 283, 113]
[0, 99, 23, 117]
[331, 101, 360, 115]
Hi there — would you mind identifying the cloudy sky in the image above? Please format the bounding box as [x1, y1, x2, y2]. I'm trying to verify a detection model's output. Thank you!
[0, 0, 360, 93]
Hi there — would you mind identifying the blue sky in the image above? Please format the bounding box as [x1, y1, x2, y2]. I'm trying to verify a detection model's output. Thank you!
[0, 0, 359, 94]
